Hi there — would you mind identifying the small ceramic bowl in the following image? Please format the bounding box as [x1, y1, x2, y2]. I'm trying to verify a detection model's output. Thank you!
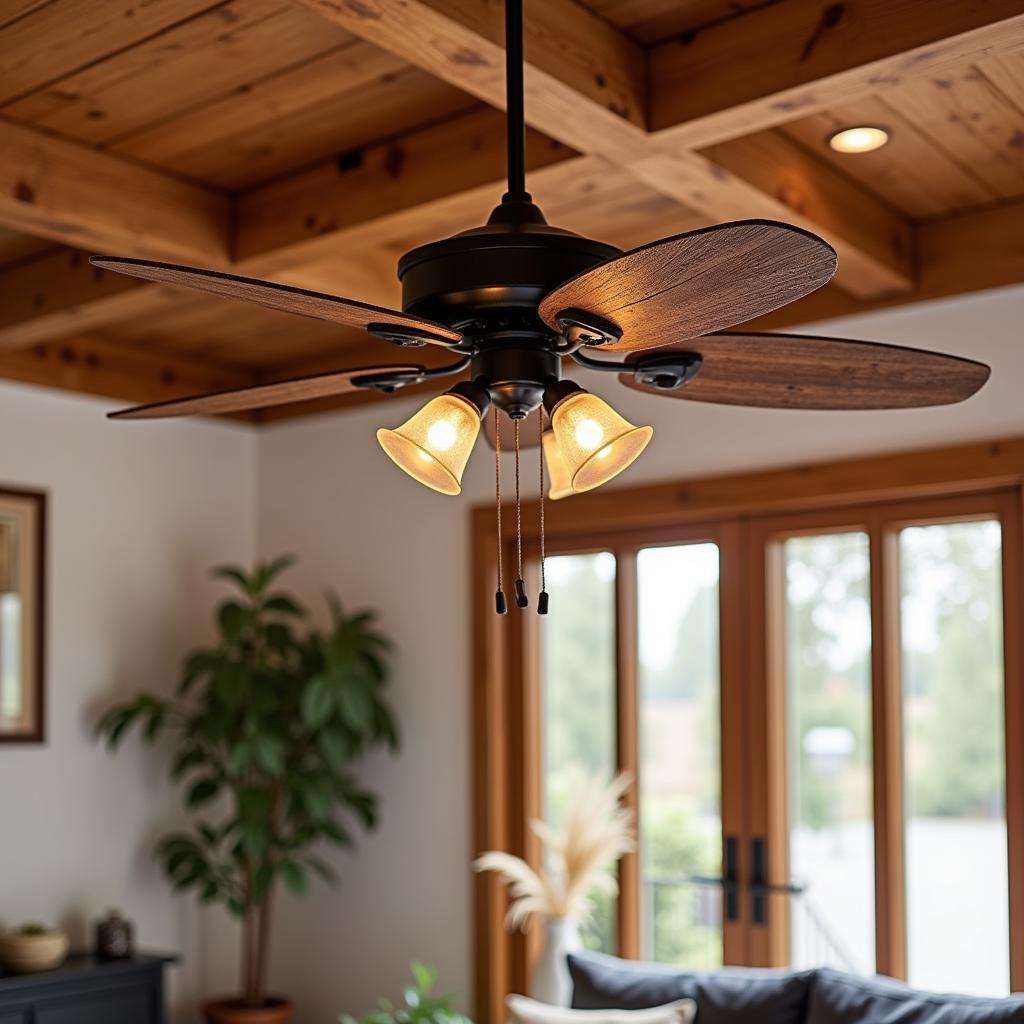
[0, 930, 69, 973]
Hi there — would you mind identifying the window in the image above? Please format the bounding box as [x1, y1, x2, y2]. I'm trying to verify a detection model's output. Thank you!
[473, 441, 1024, 1023]
[637, 543, 722, 967]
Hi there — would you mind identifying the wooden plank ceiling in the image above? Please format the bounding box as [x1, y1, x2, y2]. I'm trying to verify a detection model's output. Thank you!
[1, 0, 1023, 422]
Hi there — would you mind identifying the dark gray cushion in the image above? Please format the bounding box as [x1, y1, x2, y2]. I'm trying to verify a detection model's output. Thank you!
[807, 968, 1024, 1024]
[568, 952, 812, 1024]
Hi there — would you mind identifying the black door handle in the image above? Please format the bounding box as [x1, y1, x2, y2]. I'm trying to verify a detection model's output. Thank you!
[749, 837, 805, 924]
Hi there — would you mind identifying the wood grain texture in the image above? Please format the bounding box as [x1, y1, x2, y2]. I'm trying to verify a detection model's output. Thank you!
[0, 118, 229, 263]
[0, 247, 181, 351]
[539, 221, 837, 352]
[698, 129, 915, 296]
[649, 0, 1024, 148]
[619, 332, 990, 409]
[5, 1, 352, 147]
[290, 0, 647, 154]
[89, 257, 462, 344]
[0, 333, 254, 411]
[583, 0, 764, 45]
[0, 0, 220, 105]
[108, 363, 423, 419]
[780, 95, 1002, 219]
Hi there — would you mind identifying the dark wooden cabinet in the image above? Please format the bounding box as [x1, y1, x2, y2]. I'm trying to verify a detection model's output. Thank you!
[0, 953, 175, 1024]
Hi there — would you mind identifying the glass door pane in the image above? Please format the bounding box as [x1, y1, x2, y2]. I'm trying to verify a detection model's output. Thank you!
[782, 532, 875, 974]
[899, 520, 1008, 995]
[541, 552, 618, 951]
[637, 543, 722, 967]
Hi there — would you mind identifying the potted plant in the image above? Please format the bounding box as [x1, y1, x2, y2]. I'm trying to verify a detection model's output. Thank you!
[474, 772, 634, 1006]
[98, 557, 398, 1024]
[340, 963, 471, 1024]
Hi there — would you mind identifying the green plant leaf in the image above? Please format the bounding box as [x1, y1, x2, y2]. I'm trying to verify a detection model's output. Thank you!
[217, 601, 250, 642]
[300, 780, 332, 822]
[263, 594, 305, 617]
[264, 622, 293, 652]
[305, 855, 337, 885]
[317, 729, 349, 772]
[337, 685, 371, 731]
[281, 860, 307, 895]
[212, 565, 255, 594]
[238, 787, 272, 823]
[253, 734, 286, 776]
[254, 862, 276, 900]
[301, 675, 334, 729]
[321, 818, 352, 848]
[255, 554, 296, 592]
[410, 962, 435, 994]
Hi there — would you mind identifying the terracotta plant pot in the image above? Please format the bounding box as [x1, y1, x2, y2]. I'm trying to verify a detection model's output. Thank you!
[0, 930, 69, 973]
[203, 996, 293, 1024]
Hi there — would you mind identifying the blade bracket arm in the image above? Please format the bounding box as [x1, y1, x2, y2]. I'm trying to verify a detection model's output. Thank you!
[571, 349, 703, 391]
[366, 322, 463, 348]
[351, 354, 472, 393]
[554, 308, 623, 348]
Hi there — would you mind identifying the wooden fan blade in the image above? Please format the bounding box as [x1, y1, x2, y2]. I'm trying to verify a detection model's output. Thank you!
[90, 257, 462, 346]
[109, 364, 424, 420]
[619, 333, 989, 410]
[539, 220, 836, 353]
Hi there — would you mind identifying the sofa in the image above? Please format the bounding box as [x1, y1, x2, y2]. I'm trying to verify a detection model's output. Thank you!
[568, 951, 1024, 1024]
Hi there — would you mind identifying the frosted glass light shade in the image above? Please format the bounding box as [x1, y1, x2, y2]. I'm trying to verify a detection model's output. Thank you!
[549, 391, 653, 492]
[542, 429, 574, 500]
[377, 392, 481, 495]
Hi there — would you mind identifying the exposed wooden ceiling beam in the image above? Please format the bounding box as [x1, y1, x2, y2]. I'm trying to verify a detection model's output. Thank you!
[0, 118, 230, 263]
[626, 132, 914, 297]
[649, 0, 1024, 148]
[287, 0, 647, 154]
[234, 106, 578, 271]
[0, 246, 184, 352]
[287, 0, 913, 299]
[0, 334, 255, 413]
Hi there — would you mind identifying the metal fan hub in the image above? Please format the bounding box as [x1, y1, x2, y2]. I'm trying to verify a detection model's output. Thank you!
[470, 342, 561, 419]
[397, 209, 620, 334]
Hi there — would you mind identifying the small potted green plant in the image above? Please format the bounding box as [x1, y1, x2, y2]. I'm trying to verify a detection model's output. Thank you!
[99, 557, 398, 1024]
[341, 963, 472, 1024]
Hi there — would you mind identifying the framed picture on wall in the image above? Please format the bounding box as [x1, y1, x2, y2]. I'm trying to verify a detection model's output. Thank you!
[0, 488, 46, 743]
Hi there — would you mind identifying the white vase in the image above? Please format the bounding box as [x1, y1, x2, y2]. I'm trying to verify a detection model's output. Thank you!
[529, 918, 582, 1006]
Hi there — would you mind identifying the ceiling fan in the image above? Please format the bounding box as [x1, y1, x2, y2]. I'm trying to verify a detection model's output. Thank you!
[91, 0, 989, 616]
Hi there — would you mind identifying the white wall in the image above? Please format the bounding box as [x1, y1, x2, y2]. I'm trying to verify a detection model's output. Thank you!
[0, 382, 257, 1022]
[255, 285, 1024, 1023]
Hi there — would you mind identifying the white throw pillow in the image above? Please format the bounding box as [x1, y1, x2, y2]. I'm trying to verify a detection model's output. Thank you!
[506, 995, 697, 1024]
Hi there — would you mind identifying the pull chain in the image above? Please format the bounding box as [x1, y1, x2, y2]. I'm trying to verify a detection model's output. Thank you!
[513, 418, 528, 608]
[494, 408, 507, 615]
[537, 411, 549, 615]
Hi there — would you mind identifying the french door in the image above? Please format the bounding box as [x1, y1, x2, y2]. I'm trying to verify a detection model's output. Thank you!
[473, 469, 1024, 1021]
[746, 490, 1023, 993]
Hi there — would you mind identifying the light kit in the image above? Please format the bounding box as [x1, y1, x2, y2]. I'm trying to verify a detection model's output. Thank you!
[92, 3, 988, 617]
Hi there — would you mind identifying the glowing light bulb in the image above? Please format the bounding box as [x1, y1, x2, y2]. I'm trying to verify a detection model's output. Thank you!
[426, 419, 457, 451]
[574, 418, 604, 450]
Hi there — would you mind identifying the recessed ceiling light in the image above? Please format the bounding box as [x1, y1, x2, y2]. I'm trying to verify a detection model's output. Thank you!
[828, 126, 890, 154]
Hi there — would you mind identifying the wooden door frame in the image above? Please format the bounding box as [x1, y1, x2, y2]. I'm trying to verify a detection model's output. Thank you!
[471, 436, 1024, 1021]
